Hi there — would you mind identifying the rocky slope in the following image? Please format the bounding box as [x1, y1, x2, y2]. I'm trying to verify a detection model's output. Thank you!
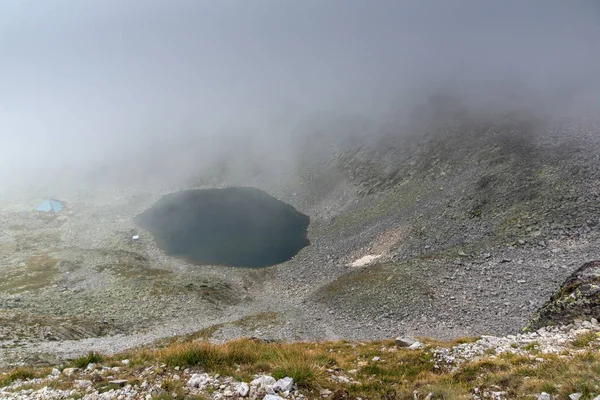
[1, 101, 599, 366]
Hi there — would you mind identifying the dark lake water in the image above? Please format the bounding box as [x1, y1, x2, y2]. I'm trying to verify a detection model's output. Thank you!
[135, 187, 310, 268]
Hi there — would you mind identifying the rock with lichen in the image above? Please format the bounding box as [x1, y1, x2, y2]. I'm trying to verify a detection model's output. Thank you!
[524, 261, 600, 331]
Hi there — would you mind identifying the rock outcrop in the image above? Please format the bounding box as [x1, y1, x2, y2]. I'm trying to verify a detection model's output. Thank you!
[525, 261, 600, 331]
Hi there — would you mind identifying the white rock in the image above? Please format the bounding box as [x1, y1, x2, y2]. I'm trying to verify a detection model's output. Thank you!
[409, 341, 424, 350]
[372, 356, 380, 361]
[51, 368, 60, 377]
[273, 377, 294, 392]
[569, 394, 582, 400]
[263, 395, 285, 400]
[74, 380, 93, 389]
[332, 375, 351, 384]
[395, 337, 415, 347]
[236, 382, 250, 397]
[187, 373, 210, 388]
[86, 363, 97, 371]
[121, 359, 130, 366]
[62, 368, 78, 377]
[348, 254, 381, 267]
[538, 394, 551, 400]
[251, 375, 277, 388]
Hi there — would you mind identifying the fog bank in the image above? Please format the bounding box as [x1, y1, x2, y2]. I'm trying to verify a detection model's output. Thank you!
[1, 0, 599, 194]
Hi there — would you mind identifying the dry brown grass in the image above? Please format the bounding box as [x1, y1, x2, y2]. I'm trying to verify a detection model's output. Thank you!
[105, 336, 600, 399]
[571, 331, 598, 348]
[3, 332, 600, 399]
[0, 366, 50, 387]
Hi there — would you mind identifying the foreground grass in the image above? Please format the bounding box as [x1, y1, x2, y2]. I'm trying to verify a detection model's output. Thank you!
[2, 335, 600, 399]
[0, 366, 50, 388]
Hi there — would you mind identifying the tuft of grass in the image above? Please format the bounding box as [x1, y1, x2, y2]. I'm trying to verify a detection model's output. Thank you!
[453, 359, 510, 383]
[522, 341, 539, 351]
[538, 381, 557, 394]
[272, 364, 316, 388]
[157, 339, 324, 388]
[270, 348, 324, 389]
[161, 378, 185, 398]
[571, 331, 596, 348]
[159, 340, 258, 370]
[558, 378, 596, 399]
[0, 367, 37, 387]
[71, 351, 104, 369]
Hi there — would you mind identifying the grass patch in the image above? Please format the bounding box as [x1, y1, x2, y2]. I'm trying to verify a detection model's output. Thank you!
[4, 332, 600, 399]
[0, 367, 38, 387]
[522, 341, 539, 351]
[160, 378, 186, 398]
[571, 331, 597, 348]
[0, 254, 60, 293]
[70, 351, 104, 369]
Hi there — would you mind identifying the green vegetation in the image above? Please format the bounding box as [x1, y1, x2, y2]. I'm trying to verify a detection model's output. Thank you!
[3, 333, 600, 399]
[0, 367, 37, 387]
[70, 351, 104, 368]
[572, 331, 597, 348]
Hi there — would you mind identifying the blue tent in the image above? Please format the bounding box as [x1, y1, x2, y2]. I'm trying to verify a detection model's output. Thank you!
[36, 198, 64, 213]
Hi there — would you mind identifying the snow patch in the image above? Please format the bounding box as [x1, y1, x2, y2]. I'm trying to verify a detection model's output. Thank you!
[348, 254, 382, 267]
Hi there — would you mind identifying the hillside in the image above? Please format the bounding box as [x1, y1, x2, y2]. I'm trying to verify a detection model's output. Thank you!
[1, 103, 599, 374]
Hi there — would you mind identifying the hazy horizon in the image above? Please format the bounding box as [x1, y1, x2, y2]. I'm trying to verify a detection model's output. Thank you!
[1, 0, 599, 196]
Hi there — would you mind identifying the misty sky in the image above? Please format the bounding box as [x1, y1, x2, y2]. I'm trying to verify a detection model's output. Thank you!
[0, 0, 599, 192]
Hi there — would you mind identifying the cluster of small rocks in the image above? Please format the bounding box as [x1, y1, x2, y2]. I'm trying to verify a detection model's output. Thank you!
[186, 373, 299, 400]
[434, 319, 600, 368]
[0, 360, 303, 400]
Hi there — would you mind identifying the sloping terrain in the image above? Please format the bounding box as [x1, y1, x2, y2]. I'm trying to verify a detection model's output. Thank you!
[303, 111, 600, 334]
[1, 104, 599, 367]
